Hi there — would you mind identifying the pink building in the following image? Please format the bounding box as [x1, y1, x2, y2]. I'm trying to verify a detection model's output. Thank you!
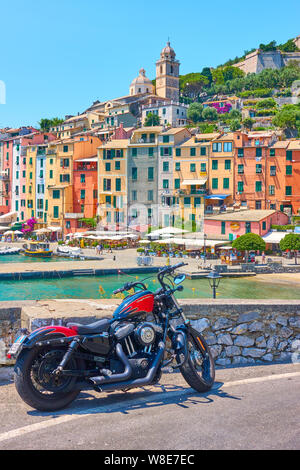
[204, 209, 289, 239]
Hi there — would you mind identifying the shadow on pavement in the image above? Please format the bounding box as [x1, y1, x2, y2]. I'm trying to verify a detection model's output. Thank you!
[27, 380, 241, 418]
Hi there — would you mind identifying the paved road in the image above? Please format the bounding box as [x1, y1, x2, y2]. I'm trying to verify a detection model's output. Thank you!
[0, 362, 299, 450]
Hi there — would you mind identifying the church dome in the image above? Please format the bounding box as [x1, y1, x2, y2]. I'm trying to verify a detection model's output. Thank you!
[130, 69, 154, 95]
[160, 41, 176, 59]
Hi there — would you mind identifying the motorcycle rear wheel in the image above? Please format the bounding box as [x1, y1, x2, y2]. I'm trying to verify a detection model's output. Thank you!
[14, 347, 81, 411]
[180, 333, 215, 393]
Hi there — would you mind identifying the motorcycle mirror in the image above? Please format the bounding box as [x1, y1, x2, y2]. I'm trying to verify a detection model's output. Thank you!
[174, 274, 186, 285]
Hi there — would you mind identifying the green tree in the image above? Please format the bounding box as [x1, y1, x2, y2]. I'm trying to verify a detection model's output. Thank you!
[38, 117, 64, 132]
[243, 117, 255, 130]
[229, 118, 241, 131]
[187, 103, 203, 123]
[144, 112, 161, 126]
[229, 109, 242, 119]
[180, 73, 209, 100]
[202, 106, 218, 121]
[256, 98, 277, 109]
[272, 104, 300, 136]
[279, 233, 300, 264]
[232, 233, 266, 264]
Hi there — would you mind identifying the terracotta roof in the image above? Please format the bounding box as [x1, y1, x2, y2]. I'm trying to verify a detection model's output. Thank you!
[271, 141, 290, 149]
[288, 140, 300, 150]
[98, 139, 130, 149]
[213, 133, 235, 141]
[162, 127, 190, 135]
[205, 209, 278, 222]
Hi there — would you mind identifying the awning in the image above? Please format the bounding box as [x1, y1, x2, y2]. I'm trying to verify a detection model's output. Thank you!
[75, 157, 97, 163]
[181, 179, 207, 186]
[262, 231, 291, 244]
[205, 194, 230, 200]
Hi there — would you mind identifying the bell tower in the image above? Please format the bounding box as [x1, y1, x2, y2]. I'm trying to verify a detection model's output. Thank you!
[156, 41, 180, 102]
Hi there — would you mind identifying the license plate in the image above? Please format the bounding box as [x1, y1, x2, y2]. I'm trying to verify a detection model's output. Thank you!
[8, 335, 27, 356]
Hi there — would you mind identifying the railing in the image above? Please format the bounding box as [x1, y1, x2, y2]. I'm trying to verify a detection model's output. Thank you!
[177, 189, 207, 196]
[47, 149, 56, 155]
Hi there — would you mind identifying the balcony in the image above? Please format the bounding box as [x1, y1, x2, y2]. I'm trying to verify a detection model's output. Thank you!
[177, 189, 207, 196]
[47, 149, 56, 155]
[0, 173, 9, 181]
[65, 213, 84, 219]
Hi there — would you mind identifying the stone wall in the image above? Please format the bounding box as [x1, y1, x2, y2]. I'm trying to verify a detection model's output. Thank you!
[182, 300, 300, 366]
[1, 299, 300, 367]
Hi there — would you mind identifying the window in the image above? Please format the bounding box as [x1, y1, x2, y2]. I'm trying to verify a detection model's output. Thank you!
[201, 163, 206, 172]
[190, 148, 196, 157]
[221, 221, 226, 235]
[132, 190, 137, 201]
[262, 221, 266, 230]
[132, 148, 137, 157]
[163, 179, 169, 189]
[286, 165, 292, 175]
[212, 142, 222, 152]
[148, 167, 154, 181]
[269, 185, 275, 195]
[115, 161, 120, 170]
[255, 200, 262, 209]
[237, 181, 244, 193]
[212, 160, 218, 170]
[50, 170, 53, 179]
[223, 178, 229, 189]
[103, 178, 111, 191]
[148, 147, 154, 157]
[255, 181, 262, 192]
[80, 174, 85, 183]
[115, 178, 121, 191]
[93, 190, 98, 199]
[238, 164, 244, 174]
[66, 221, 71, 229]
[270, 166, 276, 176]
[225, 160, 231, 170]
[53, 206, 59, 218]
[270, 148, 275, 157]
[200, 147, 206, 156]
[245, 222, 251, 233]
[132, 167, 137, 180]
[160, 147, 172, 156]
[63, 145, 68, 153]
[175, 148, 181, 157]
[184, 197, 191, 207]
[286, 186, 292, 196]
[163, 161, 169, 172]
[256, 164, 262, 174]
[190, 163, 196, 172]
[148, 190, 153, 201]
[174, 179, 180, 189]
[105, 163, 111, 172]
[175, 162, 180, 171]
[80, 190, 86, 199]
[223, 142, 232, 152]
[238, 148, 244, 158]
[286, 150, 292, 161]
[61, 158, 69, 167]
[53, 190, 60, 199]
[256, 148, 262, 157]
[212, 178, 218, 189]
[162, 135, 169, 143]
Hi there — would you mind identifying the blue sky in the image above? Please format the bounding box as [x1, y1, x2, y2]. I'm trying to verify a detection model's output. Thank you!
[0, 0, 299, 128]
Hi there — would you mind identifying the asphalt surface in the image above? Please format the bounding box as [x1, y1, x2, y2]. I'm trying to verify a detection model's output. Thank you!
[0, 362, 299, 450]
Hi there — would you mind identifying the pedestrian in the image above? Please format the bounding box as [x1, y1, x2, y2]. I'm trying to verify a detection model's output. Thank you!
[262, 251, 265, 264]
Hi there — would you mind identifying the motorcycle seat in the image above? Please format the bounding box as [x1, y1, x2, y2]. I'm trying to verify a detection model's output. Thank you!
[67, 318, 111, 335]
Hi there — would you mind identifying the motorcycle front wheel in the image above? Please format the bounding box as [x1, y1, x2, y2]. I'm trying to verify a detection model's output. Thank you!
[14, 346, 81, 411]
[180, 333, 215, 393]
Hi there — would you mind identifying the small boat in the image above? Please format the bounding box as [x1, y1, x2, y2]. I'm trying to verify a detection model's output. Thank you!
[0, 246, 21, 255]
[23, 241, 53, 258]
[56, 245, 83, 257]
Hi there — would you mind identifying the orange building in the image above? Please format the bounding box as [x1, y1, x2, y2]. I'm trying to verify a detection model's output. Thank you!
[234, 131, 277, 210]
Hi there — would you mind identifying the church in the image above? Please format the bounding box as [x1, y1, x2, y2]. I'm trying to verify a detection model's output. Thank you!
[84, 42, 187, 130]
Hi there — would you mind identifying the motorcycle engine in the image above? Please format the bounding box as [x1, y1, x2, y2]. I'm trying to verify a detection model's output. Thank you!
[111, 321, 163, 379]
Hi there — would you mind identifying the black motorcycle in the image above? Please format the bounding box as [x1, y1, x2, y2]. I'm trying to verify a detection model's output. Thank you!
[10, 262, 215, 411]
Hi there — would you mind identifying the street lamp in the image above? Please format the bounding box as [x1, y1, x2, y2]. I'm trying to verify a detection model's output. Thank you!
[207, 270, 222, 299]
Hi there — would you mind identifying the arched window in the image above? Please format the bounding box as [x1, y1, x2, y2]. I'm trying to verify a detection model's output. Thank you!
[160, 65, 163, 74]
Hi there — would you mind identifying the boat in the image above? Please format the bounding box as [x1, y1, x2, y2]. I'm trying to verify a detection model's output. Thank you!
[56, 245, 83, 257]
[0, 246, 21, 255]
[23, 241, 53, 258]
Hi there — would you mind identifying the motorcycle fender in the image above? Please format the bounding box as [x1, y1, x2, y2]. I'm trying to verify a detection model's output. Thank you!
[20, 325, 78, 350]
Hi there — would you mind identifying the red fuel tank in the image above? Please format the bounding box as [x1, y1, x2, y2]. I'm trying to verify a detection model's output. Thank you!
[113, 290, 154, 320]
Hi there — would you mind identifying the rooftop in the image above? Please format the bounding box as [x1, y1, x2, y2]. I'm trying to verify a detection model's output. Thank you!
[205, 209, 278, 222]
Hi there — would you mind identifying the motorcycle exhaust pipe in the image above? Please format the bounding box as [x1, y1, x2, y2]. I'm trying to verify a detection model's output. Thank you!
[89, 343, 133, 386]
[93, 341, 165, 393]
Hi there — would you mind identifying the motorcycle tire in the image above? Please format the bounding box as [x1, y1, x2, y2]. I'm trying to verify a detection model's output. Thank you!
[14, 346, 82, 411]
[180, 333, 215, 393]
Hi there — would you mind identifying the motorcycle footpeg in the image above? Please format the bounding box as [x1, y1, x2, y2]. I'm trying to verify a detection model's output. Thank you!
[161, 366, 174, 373]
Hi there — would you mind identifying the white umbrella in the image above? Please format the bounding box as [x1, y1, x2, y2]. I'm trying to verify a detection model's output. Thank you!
[3, 230, 14, 235]
[14, 230, 24, 235]
[146, 227, 188, 238]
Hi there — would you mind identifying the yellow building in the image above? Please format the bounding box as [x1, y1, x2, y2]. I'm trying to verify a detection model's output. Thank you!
[173, 133, 213, 229]
[97, 139, 129, 227]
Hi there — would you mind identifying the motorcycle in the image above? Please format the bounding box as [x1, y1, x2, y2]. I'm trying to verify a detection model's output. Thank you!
[10, 262, 215, 411]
